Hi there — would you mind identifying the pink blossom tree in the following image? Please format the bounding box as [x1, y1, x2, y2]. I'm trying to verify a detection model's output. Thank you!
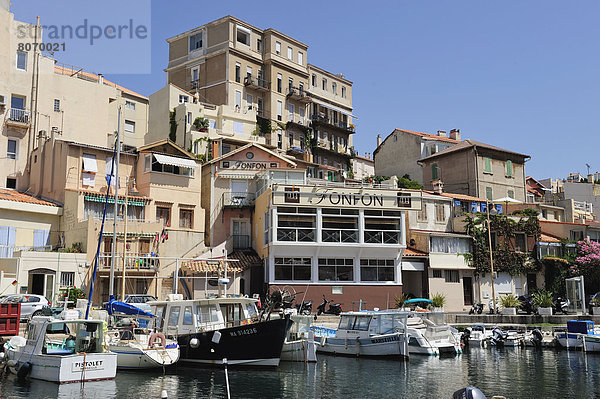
[574, 239, 600, 289]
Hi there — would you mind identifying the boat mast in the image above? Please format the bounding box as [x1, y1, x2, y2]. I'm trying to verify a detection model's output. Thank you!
[121, 176, 129, 300]
[109, 106, 121, 299]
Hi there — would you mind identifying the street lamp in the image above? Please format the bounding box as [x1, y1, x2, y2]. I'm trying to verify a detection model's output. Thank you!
[486, 200, 498, 313]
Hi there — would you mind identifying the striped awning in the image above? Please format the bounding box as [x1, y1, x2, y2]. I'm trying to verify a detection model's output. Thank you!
[84, 195, 147, 207]
[102, 231, 157, 238]
[153, 153, 198, 169]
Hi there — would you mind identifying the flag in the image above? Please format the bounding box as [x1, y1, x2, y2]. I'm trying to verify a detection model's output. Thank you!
[11, 280, 17, 286]
[160, 228, 168, 243]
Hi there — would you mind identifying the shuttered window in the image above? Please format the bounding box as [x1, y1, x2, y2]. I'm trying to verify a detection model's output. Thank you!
[432, 163, 439, 180]
[506, 160, 513, 177]
[484, 157, 492, 173]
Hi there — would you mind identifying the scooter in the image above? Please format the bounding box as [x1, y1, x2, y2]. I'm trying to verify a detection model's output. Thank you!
[295, 300, 313, 315]
[517, 295, 535, 315]
[316, 296, 342, 316]
[469, 303, 484, 315]
[488, 299, 500, 314]
[553, 295, 570, 314]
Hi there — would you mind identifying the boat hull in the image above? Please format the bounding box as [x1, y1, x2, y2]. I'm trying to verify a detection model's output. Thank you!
[7, 349, 117, 383]
[583, 335, 600, 351]
[281, 339, 317, 362]
[109, 344, 180, 369]
[175, 317, 291, 367]
[556, 333, 583, 349]
[315, 333, 409, 358]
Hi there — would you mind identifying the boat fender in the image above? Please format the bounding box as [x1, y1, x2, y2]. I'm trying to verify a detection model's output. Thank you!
[320, 336, 326, 347]
[7, 359, 17, 368]
[212, 331, 222, 344]
[190, 338, 199, 349]
[0, 352, 4, 362]
[148, 333, 166, 348]
[17, 362, 31, 381]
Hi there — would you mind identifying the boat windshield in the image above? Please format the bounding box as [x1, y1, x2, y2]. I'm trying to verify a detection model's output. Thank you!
[43, 321, 104, 355]
[338, 315, 371, 331]
[375, 314, 406, 335]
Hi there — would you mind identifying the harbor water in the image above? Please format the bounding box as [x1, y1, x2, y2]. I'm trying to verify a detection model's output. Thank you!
[2, 347, 600, 398]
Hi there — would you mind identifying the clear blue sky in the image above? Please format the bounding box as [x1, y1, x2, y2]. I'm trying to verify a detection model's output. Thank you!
[11, 0, 600, 180]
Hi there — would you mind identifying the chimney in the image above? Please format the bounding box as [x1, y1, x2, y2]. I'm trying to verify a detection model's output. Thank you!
[588, 174, 594, 183]
[449, 129, 461, 141]
[437, 130, 447, 138]
[377, 134, 382, 147]
[432, 179, 444, 195]
[98, 73, 104, 85]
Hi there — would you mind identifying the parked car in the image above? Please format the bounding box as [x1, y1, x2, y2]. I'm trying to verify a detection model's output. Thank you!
[0, 294, 50, 320]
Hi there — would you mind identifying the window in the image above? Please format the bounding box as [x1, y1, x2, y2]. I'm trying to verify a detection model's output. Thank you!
[444, 270, 460, 283]
[53, 99, 61, 112]
[288, 104, 294, 122]
[16, 51, 27, 70]
[277, 73, 282, 93]
[246, 66, 252, 79]
[236, 27, 250, 46]
[318, 258, 354, 281]
[570, 230, 584, 241]
[431, 163, 439, 180]
[322, 78, 327, 91]
[322, 208, 359, 243]
[417, 203, 427, 221]
[506, 160, 513, 177]
[60, 272, 75, 287]
[298, 52, 303, 65]
[275, 41, 281, 54]
[277, 132, 282, 149]
[191, 67, 199, 83]
[432, 269, 442, 278]
[332, 82, 337, 95]
[233, 121, 243, 134]
[183, 306, 194, 325]
[179, 208, 193, 229]
[82, 153, 97, 173]
[360, 259, 395, 282]
[430, 236, 471, 253]
[277, 100, 282, 121]
[435, 204, 445, 223]
[341, 86, 346, 98]
[311, 74, 316, 87]
[7, 140, 17, 160]
[179, 95, 189, 104]
[299, 106, 305, 123]
[187, 112, 192, 124]
[508, 189, 514, 199]
[484, 157, 492, 173]
[125, 100, 135, 111]
[156, 205, 171, 226]
[287, 46, 292, 60]
[515, 233, 527, 252]
[235, 62, 241, 83]
[276, 207, 316, 242]
[486, 186, 493, 201]
[235, 90, 242, 108]
[257, 39, 262, 52]
[189, 32, 202, 51]
[124, 120, 135, 133]
[288, 131, 294, 147]
[263, 211, 271, 245]
[274, 257, 311, 281]
[246, 93, 252, 109]
[168, 306, 181, 327]
[5, 178, 16, 189]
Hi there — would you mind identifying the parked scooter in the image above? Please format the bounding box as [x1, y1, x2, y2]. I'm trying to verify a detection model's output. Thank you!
[295, 300, 313, 315]
[553, 295, 570, 314]
[517, 295, 535, 315]
[488, 299, 500, 314]
[316, 296, 342, 316]
[469, 303, 484, 315]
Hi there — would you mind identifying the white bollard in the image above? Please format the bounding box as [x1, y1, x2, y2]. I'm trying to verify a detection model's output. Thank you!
[161, 389, 168, 398]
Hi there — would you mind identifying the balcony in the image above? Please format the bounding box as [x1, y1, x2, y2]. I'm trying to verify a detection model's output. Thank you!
[277, 228, 315, 242]
[322, 230, 358, 243]
[232, 234, 251, 249]
[310, 114, 355, 134]
[6, 108, 30, 129]
[98, 252, 160, 272]
[244, 76, 270, 92]
[286, 87, 312, 103]
[364, 231, 400, 245]
[190, 79, 198, 90]
[223, 192, 256, 208]
[312, 139, 352, 158]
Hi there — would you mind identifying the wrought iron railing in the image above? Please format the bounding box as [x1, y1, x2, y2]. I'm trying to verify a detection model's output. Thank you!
[277, 228, 315, 242]
[364, 231, 400, 244]
[223, 192, 256, 207]
[8, 108, 30, 123]
[322, 230, 358, 243]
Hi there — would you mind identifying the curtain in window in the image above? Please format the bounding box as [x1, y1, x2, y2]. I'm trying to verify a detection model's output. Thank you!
[33, 230, 50, 248]
[430, 236, 471, 253]
[0, 226, 16, 257]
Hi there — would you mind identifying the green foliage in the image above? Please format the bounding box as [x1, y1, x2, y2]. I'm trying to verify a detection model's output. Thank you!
[592, 297, 600, 307]
[532, 289, 553, 308]
[363, 175, 390, 184]
[430, 292, 446, 308]
[397, 174, 423, 190]
[500, 294, 520, 308]
[60, 242, 83, 253]
[394, 293, 411, 309]
[169, 107, 178, 142]
[193, 117, 209, 131]
[463, 212, 541, 276]
[256, 116, 272, 135]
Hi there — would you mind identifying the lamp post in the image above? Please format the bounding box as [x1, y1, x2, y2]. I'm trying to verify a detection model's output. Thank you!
[486, 200, 498, 313]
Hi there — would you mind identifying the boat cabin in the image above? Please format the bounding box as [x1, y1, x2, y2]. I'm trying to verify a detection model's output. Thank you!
[334, 311, 409, 339]
[148, 297, 259, 335]
[26, 317, 106, 356]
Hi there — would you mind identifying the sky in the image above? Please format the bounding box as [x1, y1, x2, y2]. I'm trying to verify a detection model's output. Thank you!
[10, 0, 600, 181]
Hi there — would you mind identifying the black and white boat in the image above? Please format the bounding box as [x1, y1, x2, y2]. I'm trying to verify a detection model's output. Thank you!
[148, 295, 291, 367]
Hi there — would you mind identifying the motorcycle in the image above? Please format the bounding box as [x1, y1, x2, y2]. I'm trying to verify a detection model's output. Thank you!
[295, 300, 313, 315]
[469, 303, 484, 315]
[316, 296, 342, 316]
[553, 295, 570, 314]
[517, 295, 535, 315]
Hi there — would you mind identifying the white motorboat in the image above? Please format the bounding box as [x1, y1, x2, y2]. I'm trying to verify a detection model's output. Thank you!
[281, 314, 317, 362]
[404, 313, 462, 356]
[313, 311, 409, 358]
[557, 320, 599, 349]
[3, 317, 117, 383]
[465, 324, 493, 348]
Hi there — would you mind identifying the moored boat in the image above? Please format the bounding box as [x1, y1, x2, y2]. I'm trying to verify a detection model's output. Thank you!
[281, 314, 317, 362]
[557, 320, 599, 349]
[404, 312, 462, 355]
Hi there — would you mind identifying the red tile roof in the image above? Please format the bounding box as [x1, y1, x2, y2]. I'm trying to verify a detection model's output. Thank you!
[54, 65, 148, 100]
[182, 249, 261, 273]
[404, 248, 428, 256]
[540, 233, 561, 243]
[393, 129, 460, 144]
[419, 139, 529, 162]
[0, 189, 58, 207]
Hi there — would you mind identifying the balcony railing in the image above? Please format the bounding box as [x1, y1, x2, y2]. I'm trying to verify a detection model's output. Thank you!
[223, 192, 256, 208]
[286, 87, 312, 103]
[322, 230, 358, 243]
[310, 114, 355, 133]
[232, 234, 251, 249]
[364, 231, 400, 244]
[7, 108, 30, 125]
[244, 76, 270, 91]
[99, 252, 160, 271]
[277, 228, 315, 242]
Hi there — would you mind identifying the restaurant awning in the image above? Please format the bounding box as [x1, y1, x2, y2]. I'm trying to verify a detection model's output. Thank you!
[153, 154, 198, 169]
[310, 97, 358, 119]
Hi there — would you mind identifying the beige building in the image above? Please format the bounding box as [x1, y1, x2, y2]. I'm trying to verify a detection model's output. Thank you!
[353, 153, 375, 180]
[0, 5, 148, 191]
[419, 139, 530, 202]
[28, 137, 206, 302]
[374, 129, 461, 183]
[164, 15, 355, 182]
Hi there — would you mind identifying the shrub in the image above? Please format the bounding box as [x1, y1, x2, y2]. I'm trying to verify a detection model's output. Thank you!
[500, 294, 520, 308]
[431, 293, 446, 308]
[394, 293, 410, 309]
[532, 289, 553, 308]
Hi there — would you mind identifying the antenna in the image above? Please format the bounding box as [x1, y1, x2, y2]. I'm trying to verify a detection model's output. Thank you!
[586, 163, 591, 176]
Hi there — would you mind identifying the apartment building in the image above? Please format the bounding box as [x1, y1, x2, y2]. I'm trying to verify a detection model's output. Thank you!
[0, 5, 148, 191]
[374, 129, 461, 183]
[353, 153, 375, 180]
[164, 16, 355, 182]
[419, 139, 530, 202]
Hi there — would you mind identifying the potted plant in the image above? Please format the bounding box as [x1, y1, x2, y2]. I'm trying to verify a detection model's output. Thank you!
[193, 117, 210, 132]
[591, 297, 600, 315]
[532, 289, 553, 315]
[431, 293, 446, 312]
[500, 294, 520, 315]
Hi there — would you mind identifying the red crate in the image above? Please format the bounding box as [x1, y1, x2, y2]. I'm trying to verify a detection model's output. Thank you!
[0, 317, 19, 336]
[0, 303, 21, 317]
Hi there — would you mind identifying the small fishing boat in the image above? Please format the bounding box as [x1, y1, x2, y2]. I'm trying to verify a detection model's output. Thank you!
[313, 311, 409, 358]
[463, 324, 493, 348]
[281, 314, 317, 362]
[557, 320, 599, 349]
[104, 296, 179, 370]
[3, 317, 117, 383]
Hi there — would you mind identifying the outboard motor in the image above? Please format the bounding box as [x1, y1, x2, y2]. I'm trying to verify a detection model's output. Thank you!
[491, 327, 507, 347]
[17, 361, 32, 381]
[461, 328, 472, 346]
[453, 386, 487, 399]
[531, 328, 543, 348]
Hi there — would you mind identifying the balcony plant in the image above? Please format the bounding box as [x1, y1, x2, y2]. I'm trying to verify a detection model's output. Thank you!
[500, 294, 520, 315]
[431, 292, 446, 311]
[532, 289, 553, 315]
[193, 117, 210, 132]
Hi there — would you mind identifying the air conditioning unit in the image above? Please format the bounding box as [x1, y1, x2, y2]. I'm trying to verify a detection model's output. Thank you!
[0, 95, 5, 106]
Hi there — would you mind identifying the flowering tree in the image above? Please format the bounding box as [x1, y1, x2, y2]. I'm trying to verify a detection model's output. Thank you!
[574, 239, 600, 289]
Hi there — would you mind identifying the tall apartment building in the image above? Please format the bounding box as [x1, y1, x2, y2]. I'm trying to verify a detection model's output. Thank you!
[164, 16, 355, 182]
[0, 4, 148, 191]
